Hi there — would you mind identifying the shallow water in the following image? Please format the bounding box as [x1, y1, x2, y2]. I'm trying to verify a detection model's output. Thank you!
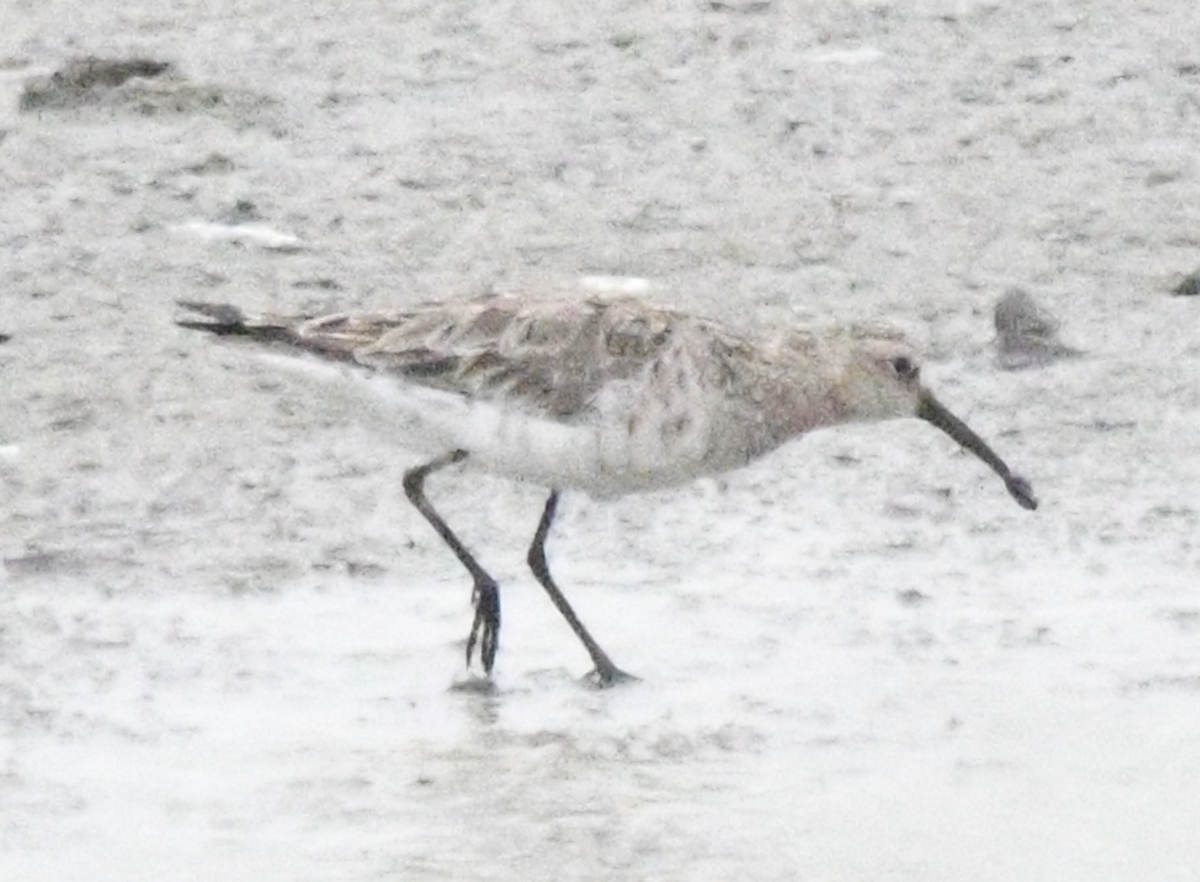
[3, 2, 1200, 879]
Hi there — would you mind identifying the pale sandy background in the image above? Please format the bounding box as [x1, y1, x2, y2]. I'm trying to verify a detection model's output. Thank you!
[3, 2, 1200, 880]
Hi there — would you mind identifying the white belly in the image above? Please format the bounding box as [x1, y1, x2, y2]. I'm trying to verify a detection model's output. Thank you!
[257, 352, 736, 498]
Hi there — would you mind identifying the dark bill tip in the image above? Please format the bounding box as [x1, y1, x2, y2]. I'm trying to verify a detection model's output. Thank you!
[917, 389, 1038, 512]
[1004, 474, 1039, 510]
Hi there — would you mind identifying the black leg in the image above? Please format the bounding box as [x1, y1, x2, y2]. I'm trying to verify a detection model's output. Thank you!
[527, 491, 636, 687]
[403, 450, 500, 675]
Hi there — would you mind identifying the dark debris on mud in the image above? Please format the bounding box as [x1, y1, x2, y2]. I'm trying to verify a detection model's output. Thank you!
[18, 55, 283, 131]
[20, 57, 174, 110]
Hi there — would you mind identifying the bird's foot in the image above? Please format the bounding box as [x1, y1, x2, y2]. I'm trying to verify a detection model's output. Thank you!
[584, 663, 639, 689]
[465, 575, 501, 675]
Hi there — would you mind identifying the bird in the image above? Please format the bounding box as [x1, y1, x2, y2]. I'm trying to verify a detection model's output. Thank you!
[176, 292, 1038, 686]
[993, 287, 1081, 370]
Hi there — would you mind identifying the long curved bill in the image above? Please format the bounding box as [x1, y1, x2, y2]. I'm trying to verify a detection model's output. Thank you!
[916, 389, 1038, 511]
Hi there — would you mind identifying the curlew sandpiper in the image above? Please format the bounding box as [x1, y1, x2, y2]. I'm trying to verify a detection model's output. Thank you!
[177, 293, 1038, 685]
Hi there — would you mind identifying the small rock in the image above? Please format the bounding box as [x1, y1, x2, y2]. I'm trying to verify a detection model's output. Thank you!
[994, 287, 1081, 370]
[1172, 270, 1200, 297]
[896, 589, 929, 607]
[184, 153, 236, 175]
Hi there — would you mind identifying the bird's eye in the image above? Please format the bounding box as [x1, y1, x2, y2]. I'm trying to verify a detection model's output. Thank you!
[891, 356, 917, 379]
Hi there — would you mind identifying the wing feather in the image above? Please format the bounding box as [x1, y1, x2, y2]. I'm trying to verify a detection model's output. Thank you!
[178, 295, 755, 421]
[355, 296, 692, 418]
